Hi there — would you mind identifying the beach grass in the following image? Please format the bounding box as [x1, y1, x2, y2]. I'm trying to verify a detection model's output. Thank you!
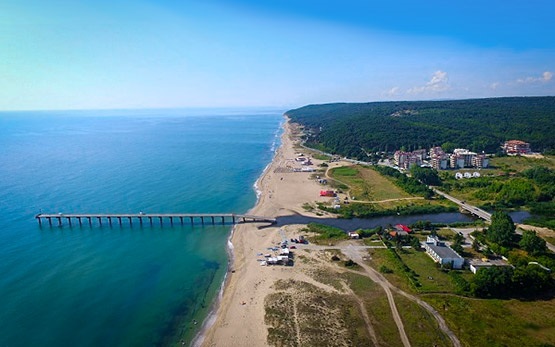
[265, 279, 374, 347]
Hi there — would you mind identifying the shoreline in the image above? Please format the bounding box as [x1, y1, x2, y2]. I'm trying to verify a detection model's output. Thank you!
[198, 116, 331, 346]
[191, 119, 285, 347]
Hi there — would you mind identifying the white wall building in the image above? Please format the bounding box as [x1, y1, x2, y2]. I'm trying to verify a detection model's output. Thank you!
[423, 236, 464, 269]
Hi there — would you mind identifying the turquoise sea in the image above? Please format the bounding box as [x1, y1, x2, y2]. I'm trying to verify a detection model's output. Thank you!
[0, 109, 284, 346]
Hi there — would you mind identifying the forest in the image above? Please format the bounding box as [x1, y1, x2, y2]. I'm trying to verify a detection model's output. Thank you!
[286, 97, 555, 159]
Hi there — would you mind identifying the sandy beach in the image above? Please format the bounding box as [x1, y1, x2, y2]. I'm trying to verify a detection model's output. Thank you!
[198, 116, 332, 346]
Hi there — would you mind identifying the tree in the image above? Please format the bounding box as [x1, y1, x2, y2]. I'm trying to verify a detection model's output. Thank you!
[472, 238, 481, 252]
[410, 236, 421, 249]
[410, 166, 442, 186]
[486, 211, 516, 247]
[471, 266, 514, 297]
[451, 233, 464, 254]
[519, 230, 547, 255]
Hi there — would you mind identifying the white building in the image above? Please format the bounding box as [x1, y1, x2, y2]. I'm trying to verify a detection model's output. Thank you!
[423, 236, 464, 269]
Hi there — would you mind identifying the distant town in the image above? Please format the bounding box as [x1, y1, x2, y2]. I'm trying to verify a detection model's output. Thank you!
[393, 139, 532, 171]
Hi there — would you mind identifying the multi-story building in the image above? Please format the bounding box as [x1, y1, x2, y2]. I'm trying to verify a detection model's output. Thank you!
[503, 140, 531, 155]
[394, 150, 422, 170]
[452, 149, 476, 167]
[429, 147, 448, 170]
[472, 154, 489, 168]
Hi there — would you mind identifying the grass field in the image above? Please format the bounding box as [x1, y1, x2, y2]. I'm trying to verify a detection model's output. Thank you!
[328, 165, 411, 201]
[394, 293, 452, 347]
[340, 272, 404, 347]
[490, 155, 555, 172]
[424, 295, 555, 347]
[367, 248, 471, 294]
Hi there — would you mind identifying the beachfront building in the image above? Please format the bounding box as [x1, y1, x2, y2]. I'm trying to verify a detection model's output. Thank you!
[503, 140, 531, 155]
[423, 236, 464, 269]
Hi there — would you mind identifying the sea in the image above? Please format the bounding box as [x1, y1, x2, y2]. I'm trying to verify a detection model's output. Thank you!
[0, 108, 284, 346]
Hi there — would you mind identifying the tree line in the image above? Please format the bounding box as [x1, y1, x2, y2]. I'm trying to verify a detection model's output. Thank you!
[286, 97, 555, 159]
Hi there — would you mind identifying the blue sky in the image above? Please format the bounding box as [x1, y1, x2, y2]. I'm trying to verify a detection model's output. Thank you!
[1, 0, 554, 110]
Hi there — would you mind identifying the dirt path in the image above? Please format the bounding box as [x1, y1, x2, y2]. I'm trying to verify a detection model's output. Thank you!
[342, 245, 412, 347]
[342, 284, 380, 347]
[341, 244, 462, 347]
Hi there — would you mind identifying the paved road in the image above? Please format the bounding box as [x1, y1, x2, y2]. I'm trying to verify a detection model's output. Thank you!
[432, 188, 492, 222]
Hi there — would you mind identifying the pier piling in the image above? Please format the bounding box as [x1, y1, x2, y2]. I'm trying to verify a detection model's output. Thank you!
[35, 213, 276, 229]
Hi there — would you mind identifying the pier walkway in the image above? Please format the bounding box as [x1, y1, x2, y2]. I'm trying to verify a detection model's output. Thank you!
[35, 213, 276, 227]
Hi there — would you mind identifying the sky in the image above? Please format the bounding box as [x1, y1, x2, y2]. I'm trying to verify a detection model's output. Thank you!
[1, 0, 554, 110]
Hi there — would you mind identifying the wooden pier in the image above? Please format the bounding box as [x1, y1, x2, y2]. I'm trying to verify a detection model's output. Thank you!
[35, 213, 276, 227]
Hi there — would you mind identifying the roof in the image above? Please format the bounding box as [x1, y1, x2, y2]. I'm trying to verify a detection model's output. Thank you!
[505, 140, 528, 144]
[395, 224, 412, 233]
[425, 242, 463, 260]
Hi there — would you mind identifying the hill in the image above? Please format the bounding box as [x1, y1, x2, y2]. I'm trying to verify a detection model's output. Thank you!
[285, 97, 555, 159]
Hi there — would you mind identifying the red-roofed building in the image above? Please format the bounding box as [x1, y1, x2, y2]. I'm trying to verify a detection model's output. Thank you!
[395, 224, 412, 233]
[503, 140, 531, 155]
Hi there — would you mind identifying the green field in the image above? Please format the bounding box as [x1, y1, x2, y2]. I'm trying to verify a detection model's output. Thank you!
[367, 248, 471, 294]
[490, 155, 555, 172]
[394, 293, 451, 347]
[328, 165, 411, 201]
[425, 295, 555, 347]
[340, 272, 404, 347]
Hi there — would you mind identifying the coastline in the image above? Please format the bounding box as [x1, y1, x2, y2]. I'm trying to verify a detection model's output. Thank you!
[191, 120, 284, 347]
[198, 116, 330, 346]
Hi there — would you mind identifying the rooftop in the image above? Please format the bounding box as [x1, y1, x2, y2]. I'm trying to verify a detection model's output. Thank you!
[425, 236, 463, 260]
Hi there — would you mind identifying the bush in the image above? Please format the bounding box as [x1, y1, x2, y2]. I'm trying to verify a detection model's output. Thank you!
[379, 265, 393, 273]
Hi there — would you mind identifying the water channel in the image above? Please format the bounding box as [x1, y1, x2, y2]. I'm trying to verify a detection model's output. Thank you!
[275, 211, 531, 231]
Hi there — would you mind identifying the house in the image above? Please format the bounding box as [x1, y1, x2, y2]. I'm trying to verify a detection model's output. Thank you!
[348, 232, 360, 239]
[423, 236, 464, 269]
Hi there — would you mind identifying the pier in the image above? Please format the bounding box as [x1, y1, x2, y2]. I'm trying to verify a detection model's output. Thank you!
[35, 213, 276, 227]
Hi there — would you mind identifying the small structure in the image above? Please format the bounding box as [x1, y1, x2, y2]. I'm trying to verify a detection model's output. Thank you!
[348, 232, 360, 239]
[423, 236, 464, 269]
[469, 258, 511, 274]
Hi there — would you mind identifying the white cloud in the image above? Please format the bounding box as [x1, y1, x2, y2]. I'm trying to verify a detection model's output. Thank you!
[407, 70, 450, 94]
[517, 71, 553, 84]
[490, 82, 500, 90]
[384, 86, 400, 97]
